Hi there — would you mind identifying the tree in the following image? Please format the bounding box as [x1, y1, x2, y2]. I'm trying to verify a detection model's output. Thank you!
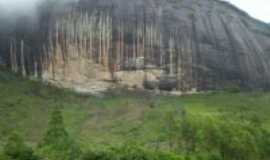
[3, 132, 38, 160]
[38, 108, 81, 160]
[81, 150, 115, 160]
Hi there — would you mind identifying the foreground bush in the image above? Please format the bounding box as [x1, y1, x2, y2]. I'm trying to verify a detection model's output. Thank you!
[37, 108, 81, 160]
[2, 106, 270, 160]
[177, 114, 270, 160]
[81, 149, 116, 160]
[3, 133, 39, 160]
[81, 145, 184, 160]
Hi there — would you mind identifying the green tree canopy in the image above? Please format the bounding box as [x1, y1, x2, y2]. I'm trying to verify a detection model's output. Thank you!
[38, 108, 81, 160]
[3, 132, 38, 160]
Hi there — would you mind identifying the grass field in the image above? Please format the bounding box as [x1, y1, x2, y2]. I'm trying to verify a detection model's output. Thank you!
[1, 67, 270, 154]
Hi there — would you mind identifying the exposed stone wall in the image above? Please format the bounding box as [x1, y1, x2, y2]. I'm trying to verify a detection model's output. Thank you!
[3, 0, 270, 93]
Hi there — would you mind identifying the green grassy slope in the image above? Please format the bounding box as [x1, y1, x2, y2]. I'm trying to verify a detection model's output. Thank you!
[0, 67, 270, 151]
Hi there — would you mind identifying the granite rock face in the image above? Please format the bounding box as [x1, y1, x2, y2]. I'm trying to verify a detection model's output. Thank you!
[1, 0, 270, 92]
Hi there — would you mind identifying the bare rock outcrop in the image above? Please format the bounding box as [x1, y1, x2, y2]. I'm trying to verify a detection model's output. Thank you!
[1, 0, 270, 93]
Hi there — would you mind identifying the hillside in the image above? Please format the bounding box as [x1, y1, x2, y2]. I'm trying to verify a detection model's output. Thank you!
[1, 67, 270, 159]
[1, 0, 270, 159]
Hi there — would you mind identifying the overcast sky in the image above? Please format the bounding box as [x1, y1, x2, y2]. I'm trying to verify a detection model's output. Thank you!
[0, 0, 39, 15]
[224, 0, 270, 22]
[0, 0, 269, 22]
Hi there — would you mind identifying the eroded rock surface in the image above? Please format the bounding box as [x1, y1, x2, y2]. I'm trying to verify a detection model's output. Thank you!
[1, 0, 270, 93]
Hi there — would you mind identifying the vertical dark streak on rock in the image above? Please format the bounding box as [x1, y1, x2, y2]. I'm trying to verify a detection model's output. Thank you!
[219, 16, 244, 85]
[208, 15, 218, 49]
[239, 21, 270, 83]
[191, 14, 199, 89]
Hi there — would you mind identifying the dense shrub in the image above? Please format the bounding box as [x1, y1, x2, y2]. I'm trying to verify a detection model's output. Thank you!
[37, 108, 81, 160]
[81, 150, 116, 160]
[3, 133, 39, 160]
[223, 86, 241, 93]
[0, 153, 9, 160]
[156, 152, 184, 160]
[81, 145, 185, 160]
[117, 145, 154, 160]
[257, 129, 270, 160]
[2, 102, 270, 160]
[177, 114, 270, 160]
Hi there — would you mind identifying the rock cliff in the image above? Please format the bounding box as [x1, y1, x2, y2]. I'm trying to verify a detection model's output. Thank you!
[1, 0, 270, 93]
